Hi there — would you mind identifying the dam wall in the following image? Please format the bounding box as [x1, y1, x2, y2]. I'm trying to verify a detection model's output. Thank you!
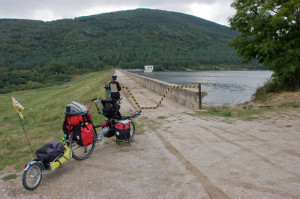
[120, 70, 205, 110]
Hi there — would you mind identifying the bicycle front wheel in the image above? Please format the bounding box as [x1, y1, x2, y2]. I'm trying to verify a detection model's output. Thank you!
[22, 163, 42, 190]
[71, 140, 95, 160]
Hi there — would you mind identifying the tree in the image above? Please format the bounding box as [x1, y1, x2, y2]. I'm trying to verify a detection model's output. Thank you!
[229, 0, 300, 90]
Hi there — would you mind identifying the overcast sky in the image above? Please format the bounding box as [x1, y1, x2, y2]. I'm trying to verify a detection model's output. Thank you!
[0, 0, 235, 26]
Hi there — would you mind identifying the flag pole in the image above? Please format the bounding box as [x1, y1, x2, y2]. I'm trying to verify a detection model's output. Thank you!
[17, 113, 36, 159]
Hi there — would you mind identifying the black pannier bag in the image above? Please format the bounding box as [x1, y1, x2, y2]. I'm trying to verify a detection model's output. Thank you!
[104, 129, 115, 138]
[36, 141, 65, 162]
[115, 121, 130, 141]
[101, 100, 113, 118]
[102, 106, 113, 119]
[101, 99, 121, 119]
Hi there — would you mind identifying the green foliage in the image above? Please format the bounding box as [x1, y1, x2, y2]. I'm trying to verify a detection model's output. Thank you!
[254, 73, 294, 101]
[0, 9, 264, 94]
[254, 79, 279, 102]
[229, 0, 300, 90]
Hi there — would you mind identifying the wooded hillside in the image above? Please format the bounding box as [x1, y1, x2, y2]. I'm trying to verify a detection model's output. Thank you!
[0, 9, 264, 93]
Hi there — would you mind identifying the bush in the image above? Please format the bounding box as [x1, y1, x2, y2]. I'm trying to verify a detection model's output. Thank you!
[254, 74, 292, 102]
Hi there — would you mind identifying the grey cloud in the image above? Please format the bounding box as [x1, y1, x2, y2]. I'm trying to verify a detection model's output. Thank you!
[0, 0, 234, 25]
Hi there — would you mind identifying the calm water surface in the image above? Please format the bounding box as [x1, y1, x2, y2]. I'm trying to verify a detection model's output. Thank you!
[134, 71, 273, 106]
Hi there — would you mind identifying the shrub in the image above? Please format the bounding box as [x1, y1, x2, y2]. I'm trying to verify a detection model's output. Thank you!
[254, 74, 292, 102]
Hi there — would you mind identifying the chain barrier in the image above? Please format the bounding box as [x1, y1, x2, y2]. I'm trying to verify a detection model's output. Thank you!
[121, 85, 199, 110]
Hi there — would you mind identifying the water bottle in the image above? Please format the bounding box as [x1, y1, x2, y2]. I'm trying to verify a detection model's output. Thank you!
[97, 127, 109, 142]
[60, 136, 66, 145]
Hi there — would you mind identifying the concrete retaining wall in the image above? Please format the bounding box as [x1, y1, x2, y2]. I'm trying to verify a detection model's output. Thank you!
[120, 70, 206, 110]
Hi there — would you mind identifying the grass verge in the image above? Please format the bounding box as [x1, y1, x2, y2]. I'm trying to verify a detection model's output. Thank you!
[197, 91, 300, 121]
[0, 70, 113, 171]
[134, 119, 146, 135]
[2, 174, 17, 181]
[157, 116, 168, 120]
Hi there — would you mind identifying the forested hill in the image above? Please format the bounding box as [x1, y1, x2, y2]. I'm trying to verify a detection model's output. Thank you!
[0, 9, 264, 93]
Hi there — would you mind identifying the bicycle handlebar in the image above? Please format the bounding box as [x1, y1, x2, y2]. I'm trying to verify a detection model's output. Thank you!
[92, 97, 102, 104]
[130, 110, 142, 118]
[90, 97, 102, 114]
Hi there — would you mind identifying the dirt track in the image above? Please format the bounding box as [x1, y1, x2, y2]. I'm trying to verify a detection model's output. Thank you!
[1, 70, 300, 199]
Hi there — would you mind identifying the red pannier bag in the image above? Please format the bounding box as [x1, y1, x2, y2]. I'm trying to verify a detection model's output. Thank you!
[62, 102, 94, 145]
[115, 122, 130, 141]
[65, 114, 92, 126]
[101, 120, 109, 127]
[63, 113, 92, 138]
[74, 123, 94, 147]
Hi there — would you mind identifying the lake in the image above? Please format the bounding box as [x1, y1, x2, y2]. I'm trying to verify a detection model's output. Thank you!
[134, 71, 273, 106]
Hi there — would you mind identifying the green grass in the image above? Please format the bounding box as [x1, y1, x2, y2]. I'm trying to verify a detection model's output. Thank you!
[197, 105, 299, 121]
[204, 107, 232, 117]
[2, 174, 17, 181]
[183, 112, 197, 117]
[197, 106, 271, 121]
[157, 116, 168, 120]
[134, 120, 146, 135]
[0, 70, 113, 171]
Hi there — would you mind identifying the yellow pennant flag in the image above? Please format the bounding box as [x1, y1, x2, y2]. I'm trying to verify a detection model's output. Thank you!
[12, 97, 24, 119]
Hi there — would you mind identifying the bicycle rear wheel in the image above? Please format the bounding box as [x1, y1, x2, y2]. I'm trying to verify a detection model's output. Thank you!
[22, 163, 42, 190]
[128, 121, 135, 141]
[71, 140, 95, 160]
